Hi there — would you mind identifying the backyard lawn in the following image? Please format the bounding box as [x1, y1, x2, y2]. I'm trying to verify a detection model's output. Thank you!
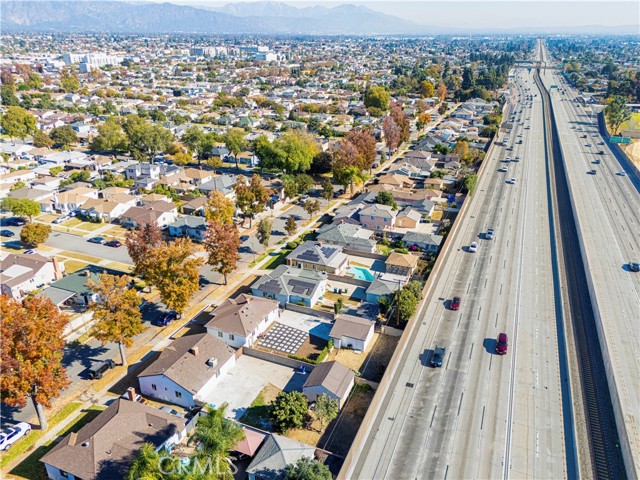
[239, 384, 280, 430]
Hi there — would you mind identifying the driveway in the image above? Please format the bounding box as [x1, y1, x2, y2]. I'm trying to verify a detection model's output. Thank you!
[278, 309, 333, 340]
[202, 355, 307, 420]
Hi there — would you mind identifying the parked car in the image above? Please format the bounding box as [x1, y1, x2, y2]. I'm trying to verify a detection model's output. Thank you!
[88, 236, 106, 244]
[105, 240, 122, 248]
[0, 422, 31, 451]
[154, 310, 178, 327]
[431, 346, 446, 368]
[0, 230, 15, 237]
[496, 333, 508, 355]
[469, 242, 478, 253]
[52, 216, 69, 224]
[451, 296, 461, 311]
[24, 249, 37, 255]
[1, 217, 25, 226]
[87, 359, 116, 380]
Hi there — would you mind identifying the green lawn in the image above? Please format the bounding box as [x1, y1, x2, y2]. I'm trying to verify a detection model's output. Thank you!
[0, 402, 83, 472]
[263, 249, 291, 270]
[239, 385, 279, 431]
[9, 405, 106, 480]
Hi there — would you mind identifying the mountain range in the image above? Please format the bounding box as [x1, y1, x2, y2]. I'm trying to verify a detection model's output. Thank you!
[1, 1, 637, 35]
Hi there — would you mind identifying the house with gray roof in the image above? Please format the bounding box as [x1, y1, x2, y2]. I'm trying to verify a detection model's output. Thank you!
[402, 231, 444, 253]
[302, 360, 355, 408]
[329, 314, 375, 352]
[38, 265, 126, 307]
[316, 223, 377, 253]
[286, 241, 349, 274]
[168, 216, 207, 241]
[138, 332, 236, 408]
[198, 174, 237, 198]
[251, 264, 328, 308]
[40, 398, 187, 480]
[246, 433, 316, 480]
[358, 203, 397, 231]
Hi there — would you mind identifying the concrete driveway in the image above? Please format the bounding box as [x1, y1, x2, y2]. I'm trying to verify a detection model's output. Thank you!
[278, 309, 333, 340]
[202, 355, 307, 420]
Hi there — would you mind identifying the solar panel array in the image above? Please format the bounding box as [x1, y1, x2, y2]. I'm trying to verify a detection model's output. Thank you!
[288, 279, 316, 295]
[297, 249, 320, 263]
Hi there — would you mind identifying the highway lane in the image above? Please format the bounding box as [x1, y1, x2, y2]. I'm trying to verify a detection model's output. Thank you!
[343, 68, 566, 480]
[540, 64, 640, 478]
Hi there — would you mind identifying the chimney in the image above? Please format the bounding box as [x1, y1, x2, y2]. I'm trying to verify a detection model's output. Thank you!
[51, 257, 64, 280]
[189, 346, 199, 356]
[125, 387, 136, 401]
[69, 432, 78, 446]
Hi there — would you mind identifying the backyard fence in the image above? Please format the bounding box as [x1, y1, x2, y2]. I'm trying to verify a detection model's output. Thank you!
[328, 273, 372, 288]
[243, 346, 317, 371]
[285, 302, 335, 320]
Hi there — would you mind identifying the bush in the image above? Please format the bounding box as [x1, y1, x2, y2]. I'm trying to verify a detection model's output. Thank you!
[270, 391, 309, 433]
[287, 241, 298, 250]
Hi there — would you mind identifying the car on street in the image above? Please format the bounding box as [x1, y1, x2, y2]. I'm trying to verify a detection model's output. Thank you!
[105, 240, 122, 248]
[0, 422, 31, 451]
[589, 170, 597, 175]
[514, 156, 520, 162]
[469, 242, 478, 253]
[0, 229, 15, 237]
[24, 249, 37, 254]
[486, 229, 495, 240]
[88, 236, 106, 244]
[155, 310, 178, 327]
[629, 262, 640, 273]
[87, 359, 116, 379]
[498, 166, 508, 173]
[495, 333, 508, 355]
[431, 346, 446, 368]
[450, 296, 461, 311]
[585, 143, 592, 147]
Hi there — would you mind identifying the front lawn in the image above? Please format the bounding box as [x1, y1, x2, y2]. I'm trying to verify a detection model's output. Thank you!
[263, 249, 291, 270]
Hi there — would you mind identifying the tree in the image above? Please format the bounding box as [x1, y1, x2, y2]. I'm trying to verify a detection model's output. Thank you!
[433, 143, 449, 155]
[275, 130, 319, 173]
[182, 125, 218, 165]
[463, 173, 478, 195]
[1, 83, 20, 107]
[437, 82, 447, 101]
[1, 197, 41, 220]
[314, 394, 339, 430]
[417, 112, 431, 129]
[50, 125, 78, 149]
[256, 218, 273, 251]
[20, 223, 51, 247]
[322, 180, 334, 202]
[203, 220, 241, 284]
[234, 175, 270, 227]
[144, 238, 203, 315]
[271, 391, 309, 433]
[420, 80, 435, 98]
[405, 280, 424, 301]
[87, 273, 144, 366]
[205, 190, 235, 225]
[382, 116, 400, 154]
[282, 175, 299, 200]
[285, 457, 332, 480]
[285, 216, 297, 236]
[1, 296, 70, 429]
[462, 66, 475, 90]
[10, 180, 26, 191]
[605, 95, 632, 134]
[451, 139, 469, 159]
[364, 85, 390, 112]
[375, 191, 398, 210]
[224, 128, 248, 170]
[90, 118, 128, 153]
[191, 404, 245, 480]
[310, 151, 333, 174]
[397, 287, 419, 323]
[171, 151, 192, 166]
[127, 443, 177, 480]
[303, 199, 320, 219]
[296, 174, 315, 195]
[33, 130, 53, 148]
[390, 105, 410, 144]
[0, 106, 37, 140]
[60, 69, 80, 93]
[345, 128, 377, 171]
[332, 140, 367, 195]
[125, 222, 163, 279]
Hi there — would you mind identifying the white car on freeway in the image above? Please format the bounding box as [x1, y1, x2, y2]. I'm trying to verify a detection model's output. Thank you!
[469, 242, 478, 253]
[0, 422, 31, 451]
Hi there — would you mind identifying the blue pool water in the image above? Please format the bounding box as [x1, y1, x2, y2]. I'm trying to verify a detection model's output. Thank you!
[349, 266, 375, 281]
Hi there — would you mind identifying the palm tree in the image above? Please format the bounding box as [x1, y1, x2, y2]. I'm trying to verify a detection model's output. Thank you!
[127, 443, 170, 480]
[190, 403, 245, 480]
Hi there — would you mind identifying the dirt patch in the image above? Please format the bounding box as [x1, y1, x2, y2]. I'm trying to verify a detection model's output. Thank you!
[320, 386, 375, 455]
[328, 333, 399, 381]
[239, 383, 281, 430]
[295, 334, 328, 361]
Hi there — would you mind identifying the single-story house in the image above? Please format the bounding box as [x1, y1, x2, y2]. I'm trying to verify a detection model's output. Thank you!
[316, 223, 377, 253]
[365, 276, 406, 303]
[402, 232, 444, 253]
[138, 333, 236, 408]
[302, 360, 355, 408]
[329, 314, 375, 352]
[385, 252, 419, 277]
[395, 207, 422, 229]
[121, 204, 178, 229]
[251, 264, 328, 308]
[167, 216, 207, 241]
[53, 186, 99, 214]
[204, 294, 280, 348]
[286, 241, 349, 275]
[40, 398, 187, 480]
[181, 196, 208, 216]
[0, 254, 65, 299]
[246, 433, 316, 480]
[198, 175, 237, 198]
[38, 265, 126, 307]
[77, 198, 134, 222]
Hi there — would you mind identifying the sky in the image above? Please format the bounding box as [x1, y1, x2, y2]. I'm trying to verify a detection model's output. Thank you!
[161, 1, 640, 29]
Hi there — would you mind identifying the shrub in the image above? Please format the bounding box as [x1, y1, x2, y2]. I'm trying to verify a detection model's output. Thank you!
[287, 241, 298, 250]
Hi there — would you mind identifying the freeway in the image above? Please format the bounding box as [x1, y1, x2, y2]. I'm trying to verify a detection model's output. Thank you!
[539, 47, 639, 478]
[342, 67, 567, 479]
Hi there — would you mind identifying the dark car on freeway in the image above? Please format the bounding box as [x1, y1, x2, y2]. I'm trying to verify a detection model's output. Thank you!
[88, 236, 106, 244]
[431, 346, 446, 368]
[629, 262, 640, 273]
[451, 296, 461, 311]
[105, 240, 122, 248]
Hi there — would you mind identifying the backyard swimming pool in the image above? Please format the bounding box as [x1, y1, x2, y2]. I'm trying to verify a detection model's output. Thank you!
[349, 266, 375, 282]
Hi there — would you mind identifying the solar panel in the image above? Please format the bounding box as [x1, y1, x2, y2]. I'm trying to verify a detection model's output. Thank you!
[298, 250, 320, 263]
[260, 279, 282, 294]
[320, 246, 337, 258]
[288, 279, 315, 294]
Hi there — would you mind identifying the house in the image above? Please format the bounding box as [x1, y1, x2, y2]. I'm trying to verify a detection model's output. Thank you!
[121, 203, 178, 229]
[53, 186, 99, 214]
[77, 198, 134, 222]
[286, 241, 349, 275]
[0, 169, 36, 186]
[401, 232, 443, 253]
[7, 187, 54, 213]
[183, 168, 214, 186]
[204, 294, 280, 348]
[246, 433, 316, 480]
[395, 207, 422, 229]
[365, 276, 406, 303]
[377, 173, 414, 189]
[302, 360, 355, 408]
[138, 333, 236, 408]
[316, 223, 377, 253]
[181, 196, 208, 216]
[251, 264, 328, 308]
[167, 216, 207, 241]
[198, 175, 237, 198]
[358, 204, 397, 231]
[237, 151, 259, 166]
[385, 252, 419, 277]
[38, 266, 127, 307]
[329, 314, 375, 352]
[0, 254, 64, 299]
[40, 398, 187, 480]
